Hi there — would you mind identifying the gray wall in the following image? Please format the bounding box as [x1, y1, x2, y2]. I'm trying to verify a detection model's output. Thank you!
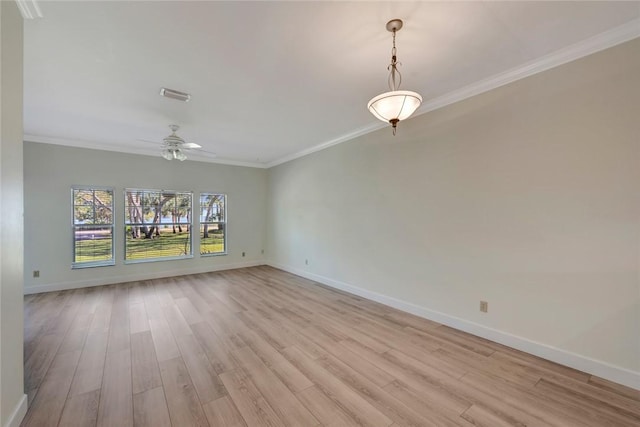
[267, 39, 640, 381]
[24, 142, 268, 293]
[1, 1, 26, 425]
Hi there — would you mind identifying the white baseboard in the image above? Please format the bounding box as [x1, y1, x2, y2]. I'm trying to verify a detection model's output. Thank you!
[267, 262, 640, 391]
[23, 260, 264, 294]
[5, 394, 28, 427]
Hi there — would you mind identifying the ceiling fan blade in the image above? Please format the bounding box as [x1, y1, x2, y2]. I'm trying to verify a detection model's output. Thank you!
[182, 142, 202, 149]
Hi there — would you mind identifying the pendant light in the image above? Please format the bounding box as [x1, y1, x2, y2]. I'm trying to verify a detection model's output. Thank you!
[367, 19, 422, 135]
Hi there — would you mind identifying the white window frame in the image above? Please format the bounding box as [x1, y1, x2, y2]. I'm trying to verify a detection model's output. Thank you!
[124, 188, 193, 264]
[199, 193, 227, 257]
[72, 186, 115, 269]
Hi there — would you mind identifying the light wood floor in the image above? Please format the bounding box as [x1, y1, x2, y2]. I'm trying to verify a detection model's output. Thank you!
[23, 266, 640, 427]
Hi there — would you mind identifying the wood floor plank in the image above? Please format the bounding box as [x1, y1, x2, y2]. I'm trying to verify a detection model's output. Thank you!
[22, 350, 82, 427]
[295, 385, 354, 426]
[57, 316, 91, 355]
[233, 346, 319, 426]
[588, 375, 640, 402]
[175, 332, 227, 404]
[219, 369, 284, 427]
[175, 296, 206, 325]
[269, 358, 315, 393]
[431, 346, 540, 388]
[341, 338, 472, 415]
[283, 345, 393, 427]
[538, 374, 640, 417]
[179, 281, 215, 317]
[68, 330, 109, 396]
[534, 377, 640, 426]
[133, 386, 172, 427]
[145, 299, 181, 362]
[202, 396, 247, 427]
[460, 404, 519, 427]
[460, 370, 609, 427]
[129, 302, 150, 334]
[153, 279, 176, 307]
[97, 348, 133, 427]
[24, 333, 65, 394]
[128, 281, 146, 306]
[316, 350, 442, 427]
[159, 356, 209, 427]
[106, 286, 131, 354]
[131, 331, 162, 394]
[163, 303, 194, 338]
[59, 389, 100, 427]
[23, 267, 639, 427]
[89, 287, 114, 332]
[489, 347, 591, 383]
[191, 321, 240, 374]
[382, 380, 474, 427]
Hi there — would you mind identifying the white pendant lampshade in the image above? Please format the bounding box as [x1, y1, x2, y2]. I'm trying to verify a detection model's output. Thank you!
[368, 19, 422, 135]
[368, 90, 423, 125]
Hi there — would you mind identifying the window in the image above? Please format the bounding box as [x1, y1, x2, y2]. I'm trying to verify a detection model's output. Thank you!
[199, 193, 226, 256]
[124, 189, 193, 262]
[72, 187, 115, 268]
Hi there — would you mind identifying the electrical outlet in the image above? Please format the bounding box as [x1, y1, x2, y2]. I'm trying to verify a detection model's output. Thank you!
[33, 270, 40, 278]
[242, 251, 245, 257]
[480, 301, 488, 313]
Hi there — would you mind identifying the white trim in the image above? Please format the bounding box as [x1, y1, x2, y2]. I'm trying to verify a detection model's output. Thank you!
[267, 20, 640, 168]
[23, 135, 268, 169]
[23, 260, 263, 294]
[267, 262, 640, 391]
[5, 394, 28, 427]
[266, 122, 387, 168]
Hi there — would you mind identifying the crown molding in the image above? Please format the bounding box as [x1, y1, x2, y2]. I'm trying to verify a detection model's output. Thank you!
[266, 121, 387, 168]
[267, 18, 640, 168]
[15, 0, 42, 19]
[24, 134, 268, 169]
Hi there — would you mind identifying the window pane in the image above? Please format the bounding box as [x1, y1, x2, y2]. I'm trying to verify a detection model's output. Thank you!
[200, 193, 226, 256]
[72, 187, 114, 268]
[200, 223, 225, 255]
[199, 194, 225, 222]
[94, 190, 113, 224]
[125, 227, 191, 260]
[74, 189, 95, 224]
[125, 189, 193, 262]
[74, 226, 113, 262]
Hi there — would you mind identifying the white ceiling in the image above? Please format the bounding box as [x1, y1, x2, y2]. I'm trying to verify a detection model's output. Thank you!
[23, 1, 640, 168]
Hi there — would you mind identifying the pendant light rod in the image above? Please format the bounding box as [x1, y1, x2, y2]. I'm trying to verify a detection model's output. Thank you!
[387, 19, 403, 92]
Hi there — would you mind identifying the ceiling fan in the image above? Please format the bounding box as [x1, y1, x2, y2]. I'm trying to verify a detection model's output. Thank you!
[141, 125, 216, 161]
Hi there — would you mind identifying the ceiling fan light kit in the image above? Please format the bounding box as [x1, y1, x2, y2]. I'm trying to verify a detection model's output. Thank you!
[367, 19, 422, 135]
[162, 148, 187, 161]
[160, 125, 201, 161]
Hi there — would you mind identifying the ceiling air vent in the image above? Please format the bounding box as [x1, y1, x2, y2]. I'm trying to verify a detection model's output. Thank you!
[159, 88, 191, 102]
